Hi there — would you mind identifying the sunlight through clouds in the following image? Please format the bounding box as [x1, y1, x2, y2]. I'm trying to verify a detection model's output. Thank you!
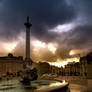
[49, 58, 79, 68]
[49, 23, 75, 33]
[48, 43, 57, 54]
[32, 40, 57, 54]
[3, 42, 18, 52]
[32, 40, 46, 48]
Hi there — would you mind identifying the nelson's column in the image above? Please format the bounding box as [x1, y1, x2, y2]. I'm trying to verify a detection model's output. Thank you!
[24, 16, 33, 65]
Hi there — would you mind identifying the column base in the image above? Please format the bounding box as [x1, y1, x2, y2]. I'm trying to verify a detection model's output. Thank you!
[23, 58, 33, 69]
[25, 58, 33, 64]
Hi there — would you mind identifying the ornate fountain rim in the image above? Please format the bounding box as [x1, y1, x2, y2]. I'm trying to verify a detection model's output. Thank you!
[36, 80, 69, 92]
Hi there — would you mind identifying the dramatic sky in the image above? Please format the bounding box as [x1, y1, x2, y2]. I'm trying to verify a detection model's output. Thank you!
[0, 0, 92, 64]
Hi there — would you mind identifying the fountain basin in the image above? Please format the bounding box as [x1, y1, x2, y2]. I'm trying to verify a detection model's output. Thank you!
[0, 79, 69, 92]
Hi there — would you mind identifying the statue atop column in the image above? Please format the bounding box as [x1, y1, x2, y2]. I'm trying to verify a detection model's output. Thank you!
[24, 16, 33, 65]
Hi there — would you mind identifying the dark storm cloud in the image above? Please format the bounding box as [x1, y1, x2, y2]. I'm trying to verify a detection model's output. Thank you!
[0, 0, 2, 2]
[72, 0, 92, 20]
[0, 0, 92, 61]
[67, 25, 92, 49]
[55, 24, 92, 59]
[0, 0, 76, 42]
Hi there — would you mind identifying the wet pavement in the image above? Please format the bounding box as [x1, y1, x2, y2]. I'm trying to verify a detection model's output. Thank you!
[69, 84, 92, 92]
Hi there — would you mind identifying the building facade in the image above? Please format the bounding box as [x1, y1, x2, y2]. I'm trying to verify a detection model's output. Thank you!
[80, 52, 92, 79]
[0, 53, 23, 77]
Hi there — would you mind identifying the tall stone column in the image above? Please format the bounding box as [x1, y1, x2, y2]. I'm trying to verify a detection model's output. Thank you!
[24, 16, 33, 65]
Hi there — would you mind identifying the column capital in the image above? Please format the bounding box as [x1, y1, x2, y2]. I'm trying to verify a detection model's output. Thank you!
[24, 16, 32, 28]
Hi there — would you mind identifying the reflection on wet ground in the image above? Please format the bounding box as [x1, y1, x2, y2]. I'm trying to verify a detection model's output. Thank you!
[69, 84, 92, 92]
